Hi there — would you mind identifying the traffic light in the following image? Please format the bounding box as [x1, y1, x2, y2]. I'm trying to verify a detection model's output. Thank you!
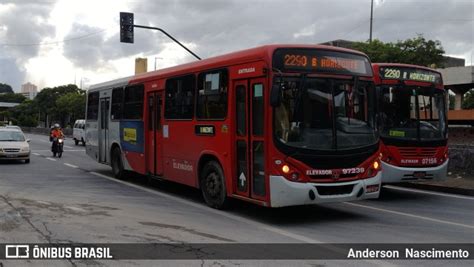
[120, 12, 134, 43]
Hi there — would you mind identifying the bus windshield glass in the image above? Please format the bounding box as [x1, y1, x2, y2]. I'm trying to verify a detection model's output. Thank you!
[274, 76, 377, 151]
[379, 85, 446, 141]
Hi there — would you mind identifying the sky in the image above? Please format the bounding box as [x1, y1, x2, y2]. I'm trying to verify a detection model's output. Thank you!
[0, 0, 473, 91]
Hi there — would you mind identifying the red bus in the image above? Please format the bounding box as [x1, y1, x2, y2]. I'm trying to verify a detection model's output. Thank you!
[85, 45, 381, 209]
[372, 63, 448, 184]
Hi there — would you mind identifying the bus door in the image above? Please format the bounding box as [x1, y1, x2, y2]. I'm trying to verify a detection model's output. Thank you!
[146, 91, 164, 176]
[98, 97, 110, 163]
[234, 78, 267, 200]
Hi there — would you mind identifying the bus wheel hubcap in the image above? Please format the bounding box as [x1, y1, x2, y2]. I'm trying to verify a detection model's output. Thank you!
[206, 172, 220, 197]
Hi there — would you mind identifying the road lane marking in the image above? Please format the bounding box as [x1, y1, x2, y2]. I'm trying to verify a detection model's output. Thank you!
[64, 163, 78, 168]
[384, 185, 474, 200]
[64, 145, 74, 149]
[345, 202, 474, 230]
[88, 171, 320, 243]
[46, 157, 57, 161]
[38, 139, 49, 143]
[32, 153, 40, 156]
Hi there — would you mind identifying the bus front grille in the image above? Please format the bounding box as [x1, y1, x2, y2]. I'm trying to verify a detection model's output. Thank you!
[315, 185, 354, 196]
[398, 147, 437, 158]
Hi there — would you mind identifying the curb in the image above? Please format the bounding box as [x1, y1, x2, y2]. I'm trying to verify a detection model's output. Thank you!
[397, 182, 474, 196]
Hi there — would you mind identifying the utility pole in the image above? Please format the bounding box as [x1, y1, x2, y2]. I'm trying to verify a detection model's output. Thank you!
[369, 0, 374, 43]
[154, 57, 163, 70]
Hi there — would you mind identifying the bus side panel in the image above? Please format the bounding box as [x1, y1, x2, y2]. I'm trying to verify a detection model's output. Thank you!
[120, 120, 146, 175]
[107, 120, 121, 165]
[161, 122, 199, 187]
[161, 121, 233, 189]
[85, 120, 99, 161]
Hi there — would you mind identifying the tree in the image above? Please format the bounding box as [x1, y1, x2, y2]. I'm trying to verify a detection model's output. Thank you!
[351, 35, 445, 67]
[449, 94, 455, 110]
[56, 91, 86, 127]
[7, 100, 38, 127]
[0, 83, 14, 94]
[462, 89, 474, 109]
[0, 93, 27, 103]
[35, 84, 82, 126]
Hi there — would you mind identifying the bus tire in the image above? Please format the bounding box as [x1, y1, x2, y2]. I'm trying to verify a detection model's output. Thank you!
[74, 139, 79, 146]
[111, 147, 126, 180]
[200, 161, 229, 209]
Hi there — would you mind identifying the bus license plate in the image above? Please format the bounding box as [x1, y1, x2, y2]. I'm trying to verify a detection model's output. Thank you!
[413, 171, 426, 179]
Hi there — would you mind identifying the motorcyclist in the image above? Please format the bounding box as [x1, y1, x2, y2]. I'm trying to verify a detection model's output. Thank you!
[50, 124, 65, 151]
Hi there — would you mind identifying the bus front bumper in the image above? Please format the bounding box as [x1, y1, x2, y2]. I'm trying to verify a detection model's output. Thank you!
[381, 160, 448, 184]
[269, 173, 381, 208]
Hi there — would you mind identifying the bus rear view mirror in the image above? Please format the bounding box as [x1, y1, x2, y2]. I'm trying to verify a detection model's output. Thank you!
[270, 84, 282, 107]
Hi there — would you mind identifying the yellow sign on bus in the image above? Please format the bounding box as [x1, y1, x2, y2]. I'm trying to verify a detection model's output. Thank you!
[123, 128, 137, 144]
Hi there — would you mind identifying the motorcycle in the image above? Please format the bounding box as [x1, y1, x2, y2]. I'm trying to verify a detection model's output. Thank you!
[52, 137, 64, 158]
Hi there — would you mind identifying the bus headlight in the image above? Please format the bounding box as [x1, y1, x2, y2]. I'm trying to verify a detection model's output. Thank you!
[282, 164, 290, 174]
[366, 160, 381, 177]
[373, 161, 379, 170]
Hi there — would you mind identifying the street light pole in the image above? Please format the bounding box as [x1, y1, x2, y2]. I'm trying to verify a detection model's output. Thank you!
[369, 0, 374, 43]
[154, 57, 163, 71]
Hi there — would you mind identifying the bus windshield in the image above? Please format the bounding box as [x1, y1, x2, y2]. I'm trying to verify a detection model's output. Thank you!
[379, 85, 447, 141]
[274, 76, 377, 151]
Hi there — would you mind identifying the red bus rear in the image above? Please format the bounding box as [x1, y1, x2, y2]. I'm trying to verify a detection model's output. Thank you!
[86, 45, 382, 208]
[372, 63, 448, 183]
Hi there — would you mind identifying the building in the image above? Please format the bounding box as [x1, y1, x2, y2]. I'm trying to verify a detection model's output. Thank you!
[437, 66, 474, 110]
[21, 82, 38, 93]
[20, 82, 38, 100]
[443, 56, 466, 68]
[20, 91, 37, 100]
[135, 58, 148, 75]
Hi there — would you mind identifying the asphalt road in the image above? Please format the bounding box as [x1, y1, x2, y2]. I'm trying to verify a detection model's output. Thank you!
[0, 133, 472, 267]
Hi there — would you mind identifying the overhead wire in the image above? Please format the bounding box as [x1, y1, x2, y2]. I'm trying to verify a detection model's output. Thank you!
[0, 28, 108, 47]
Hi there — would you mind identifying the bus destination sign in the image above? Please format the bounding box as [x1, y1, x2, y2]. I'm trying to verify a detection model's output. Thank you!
[379, 67, 441, 84]
[273, 49, 372, 76]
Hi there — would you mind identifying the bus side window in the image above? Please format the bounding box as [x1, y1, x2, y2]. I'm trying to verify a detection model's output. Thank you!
[86, 92, 99, 121]
[123, 85, 144, 120]
[164, 75, 195, 120]
[111, 87, 124, 120]
[196, 69, 228, 119]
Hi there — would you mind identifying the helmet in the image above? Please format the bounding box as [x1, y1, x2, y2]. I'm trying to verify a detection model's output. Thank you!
[53, 123, 60, 129]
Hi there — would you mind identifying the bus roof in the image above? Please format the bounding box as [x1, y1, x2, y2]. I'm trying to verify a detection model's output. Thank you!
[89, 44, 370, 91]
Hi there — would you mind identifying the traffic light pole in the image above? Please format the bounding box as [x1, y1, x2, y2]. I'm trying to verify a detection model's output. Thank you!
[134, 25, 201, 60]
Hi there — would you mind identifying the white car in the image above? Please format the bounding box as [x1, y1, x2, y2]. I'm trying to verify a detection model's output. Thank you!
[73, 119, 86, 146]
[5, 125, 21, 130]
[0, 128, 30, 163]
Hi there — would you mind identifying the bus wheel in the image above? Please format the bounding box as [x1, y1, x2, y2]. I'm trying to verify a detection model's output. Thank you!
[111, 148, 126, 180]
[200, 161, 229, 209]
